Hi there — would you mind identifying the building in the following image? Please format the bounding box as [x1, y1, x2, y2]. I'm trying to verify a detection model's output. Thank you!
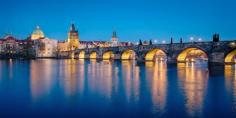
[79, 41, 110, 49]
[57, 24, 79, 51]
[58, 41, 69, 52]
[68, 24, 79, 50]
[31, 26, 45, 40]
[30, 26, 58, 58]
[33, 38, 58, 58]
[0, 35, 31, 58]
[111, 31, 118, 47]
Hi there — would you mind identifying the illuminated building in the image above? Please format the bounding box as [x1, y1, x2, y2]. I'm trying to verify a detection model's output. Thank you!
[57, 41, 69, 52]
[34, 38, 58, 58]
[31, 26, 45, 40]
[79, 41, 110, 49]
[29, 26, 58, 58]
[0, 35, 31, 58]
[67, 24, 79, 50]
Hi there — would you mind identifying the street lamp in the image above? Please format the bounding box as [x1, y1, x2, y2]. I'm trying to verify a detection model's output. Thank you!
[154, 39, 158, 44]
[198, 38, 202, 42]
[162, 40, 166, 44]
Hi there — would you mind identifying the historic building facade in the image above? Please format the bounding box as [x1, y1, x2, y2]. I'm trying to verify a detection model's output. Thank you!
[30, 26, 58, 58]
[0, 35, 32, 58]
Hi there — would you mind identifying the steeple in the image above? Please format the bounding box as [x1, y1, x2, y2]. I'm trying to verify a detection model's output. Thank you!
[112, 31, 117, 38]
[70, 24, 76, 32]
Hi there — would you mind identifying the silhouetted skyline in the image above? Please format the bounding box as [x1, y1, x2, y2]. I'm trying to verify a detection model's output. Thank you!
[0, 0, 235, 42]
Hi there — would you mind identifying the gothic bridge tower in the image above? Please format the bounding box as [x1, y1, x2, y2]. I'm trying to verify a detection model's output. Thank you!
[68, 24, 79, 49]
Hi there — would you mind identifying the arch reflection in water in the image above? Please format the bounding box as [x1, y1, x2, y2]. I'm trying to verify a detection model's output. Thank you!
[121, 60, 140, 102]
[177, 48, 208, 63]
[177, 62, 209, 117]
[145, 61, 167, 113]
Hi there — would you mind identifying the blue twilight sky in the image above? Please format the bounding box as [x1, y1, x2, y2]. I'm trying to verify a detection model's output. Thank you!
[0, 0, 235, 43]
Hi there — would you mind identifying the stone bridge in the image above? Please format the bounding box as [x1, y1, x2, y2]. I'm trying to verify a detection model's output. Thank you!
[58, 41, 236, 64]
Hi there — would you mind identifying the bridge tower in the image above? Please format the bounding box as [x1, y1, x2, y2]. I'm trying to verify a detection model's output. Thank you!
[68, 24, 79, 50]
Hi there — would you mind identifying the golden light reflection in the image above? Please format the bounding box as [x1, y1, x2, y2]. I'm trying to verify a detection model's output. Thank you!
[225, 49, 236, 64]
[145, 61, 167, 113]
[224, 64, 236, 110]
[30, 59, 54, 100]
[103, 51, 114, 60]
[121, 60, 140, 102]
[62, 59, 81, 96]
[89, 51, 97, 59]
[121, 50, 136, 60]
[145, 49, 167, 61]
[86, 60, 113, 99]
[177, 48, 208, 62]
[177, 62, 209, 117]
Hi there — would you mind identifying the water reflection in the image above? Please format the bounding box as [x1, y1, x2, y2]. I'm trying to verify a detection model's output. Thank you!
[225, 64, 236, 111]
[145, 61, 167, 113]
[177, 62, 209, 117]
[30, 59, 55, 100]
[1, 59, 236, 117]
[61, 59, 83, 97]
[87, 59, 113, 99]
[121, 60, 140, 102]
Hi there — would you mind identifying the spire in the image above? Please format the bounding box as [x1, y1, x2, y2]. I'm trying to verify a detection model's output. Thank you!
[180, 38, 183, 43]
[112, 31, 117, 38]
[36, 25, 40, 30]
[170, 37, 173, 44]
[70, 24, 76, 32]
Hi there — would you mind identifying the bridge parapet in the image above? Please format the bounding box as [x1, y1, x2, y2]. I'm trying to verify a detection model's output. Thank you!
[58, 40, 236, 64]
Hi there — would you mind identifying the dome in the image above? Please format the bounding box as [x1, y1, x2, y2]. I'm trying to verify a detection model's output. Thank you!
[31, 26, 45, 40]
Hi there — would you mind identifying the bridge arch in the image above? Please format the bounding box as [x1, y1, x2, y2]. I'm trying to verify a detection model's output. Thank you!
[121, 49, 136, 60]
[177, 47, 208, 62]
[225, 49, 236, 64]
[89, 51, 97, 59]
[103, 51, 114, 60]
[78, 50, 85, 59]
[145, 48, 167, 61]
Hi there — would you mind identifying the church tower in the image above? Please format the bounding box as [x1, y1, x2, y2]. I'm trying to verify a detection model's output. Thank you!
[111, 31, 118, 47]
[68, 24, 79, 49]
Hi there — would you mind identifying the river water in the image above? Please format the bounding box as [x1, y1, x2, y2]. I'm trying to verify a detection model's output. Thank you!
[0, 59, 236, 118]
